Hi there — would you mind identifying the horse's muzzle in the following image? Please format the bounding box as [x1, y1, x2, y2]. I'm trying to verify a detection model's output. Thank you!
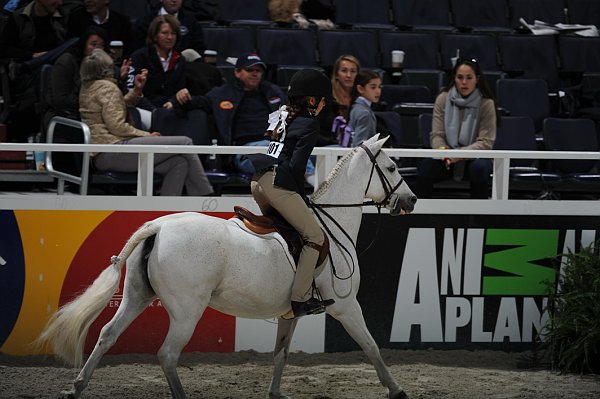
[389, 193, 417, 216]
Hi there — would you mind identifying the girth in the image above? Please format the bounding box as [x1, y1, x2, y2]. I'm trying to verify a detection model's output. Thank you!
[233, 206, 330, 266]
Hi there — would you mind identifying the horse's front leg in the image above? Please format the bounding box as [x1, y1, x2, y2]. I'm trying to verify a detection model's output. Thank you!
[268, 317, 298, 399]
[330, 300, 409, 399]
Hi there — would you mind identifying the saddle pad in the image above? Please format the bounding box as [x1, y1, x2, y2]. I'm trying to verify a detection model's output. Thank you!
[228, 217, 297, 271]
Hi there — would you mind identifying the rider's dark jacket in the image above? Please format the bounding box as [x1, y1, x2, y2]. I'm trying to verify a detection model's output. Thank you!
[248, 111, 319, 197]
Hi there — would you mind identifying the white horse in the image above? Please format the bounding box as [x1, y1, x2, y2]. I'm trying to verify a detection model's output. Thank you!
[37, 135, 417, 399]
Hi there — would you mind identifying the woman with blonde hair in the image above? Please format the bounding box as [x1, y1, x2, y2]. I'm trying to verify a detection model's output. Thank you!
[317, 54, 361, 146]
[79, 48, 213, 196]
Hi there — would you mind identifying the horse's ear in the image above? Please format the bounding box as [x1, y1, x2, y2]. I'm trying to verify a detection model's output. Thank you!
[364, 134, 380, 144]
[370, 135, 389, 152]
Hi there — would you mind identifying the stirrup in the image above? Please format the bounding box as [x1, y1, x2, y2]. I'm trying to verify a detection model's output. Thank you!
[281, 297, 335, 320]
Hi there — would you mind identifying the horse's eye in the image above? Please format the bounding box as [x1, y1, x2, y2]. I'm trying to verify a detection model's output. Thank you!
[387, 165, 396, 172]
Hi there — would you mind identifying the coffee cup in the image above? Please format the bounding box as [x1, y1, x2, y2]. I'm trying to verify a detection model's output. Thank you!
[204, 49, 217, 64]
[392, 50, 405, 68]
[110, 40, 124, 63]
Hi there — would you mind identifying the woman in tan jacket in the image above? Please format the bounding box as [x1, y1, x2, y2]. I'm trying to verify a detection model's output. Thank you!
[416, 58, 497, 199]
[79, 48, 213, 196]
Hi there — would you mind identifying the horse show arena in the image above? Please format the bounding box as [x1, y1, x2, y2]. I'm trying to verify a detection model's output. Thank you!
[2, 349, 600, 399]
[1, 193, 599, 398]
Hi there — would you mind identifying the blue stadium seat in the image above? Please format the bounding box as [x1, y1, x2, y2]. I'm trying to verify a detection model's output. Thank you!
[450, 0, 511, 32]
[202, 26, 255, 65]
[217, 0, 270, 23]
[333, 0, 394, 29]
[508, 0, 566, 29]
[318, 30, 379, 68]
[559, 35, 600, 74]
[566, 0, 600, 27]
[256, 28, 317, 66]
[496, 78, 550, 136]
[498, 34, 560, 92]
[391, 0, 453, 30]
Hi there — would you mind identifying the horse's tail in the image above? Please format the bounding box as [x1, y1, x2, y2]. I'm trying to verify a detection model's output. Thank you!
[34, 220, 161, 367]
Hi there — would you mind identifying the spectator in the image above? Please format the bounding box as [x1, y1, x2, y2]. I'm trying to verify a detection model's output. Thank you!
[0, 0, 72, 140]
[317, 54, 360, 146]
[134, 0, 221, 96]
[67, 0, 134, 59]
[348, 70, 382, 147]
[45, 25, 109, 127]
[79, 48, 213, 196]
[415, 58, 497, 199]
[176, 53, 292, 175]
[127, 14, 187, 110]
[134, 0, 205, 54]
[0, 0, 68, 65]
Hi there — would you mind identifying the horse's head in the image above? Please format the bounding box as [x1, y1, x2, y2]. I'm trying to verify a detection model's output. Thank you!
[359, 135, 417, 215]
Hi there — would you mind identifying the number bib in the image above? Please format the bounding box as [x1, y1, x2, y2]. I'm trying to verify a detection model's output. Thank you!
[266, 141, 284, 158]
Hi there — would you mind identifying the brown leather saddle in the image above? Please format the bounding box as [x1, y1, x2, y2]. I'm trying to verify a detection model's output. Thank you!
[233, 206, 330, 267]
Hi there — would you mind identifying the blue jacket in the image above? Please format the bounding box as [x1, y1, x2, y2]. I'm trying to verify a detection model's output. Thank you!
[349, 96, 376, 147]
[184, 79, 286, 145]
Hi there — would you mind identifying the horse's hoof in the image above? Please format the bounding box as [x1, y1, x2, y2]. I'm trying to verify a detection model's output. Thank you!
[59, 389, 77, 399]
[391, 391, 409, 399]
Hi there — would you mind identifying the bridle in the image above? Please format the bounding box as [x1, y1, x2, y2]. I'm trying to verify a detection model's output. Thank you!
[308, 143, 406, 281]
[311, 143, 404, 209]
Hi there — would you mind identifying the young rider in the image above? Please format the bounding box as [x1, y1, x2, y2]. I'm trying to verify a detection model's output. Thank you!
[248, 69, 335, 319]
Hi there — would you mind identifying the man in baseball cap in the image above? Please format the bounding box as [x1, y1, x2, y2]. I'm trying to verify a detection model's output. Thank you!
[235, 53, 266, 70]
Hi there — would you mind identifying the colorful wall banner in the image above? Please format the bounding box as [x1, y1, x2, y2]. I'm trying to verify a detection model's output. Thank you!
[1, 210, 598, 355]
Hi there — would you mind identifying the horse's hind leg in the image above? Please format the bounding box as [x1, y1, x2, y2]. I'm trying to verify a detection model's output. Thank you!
[65, 252, 156, 398]
[157, 298, 210, 399]
[268, 317, 298, 399]
[331, 300, 408, 399]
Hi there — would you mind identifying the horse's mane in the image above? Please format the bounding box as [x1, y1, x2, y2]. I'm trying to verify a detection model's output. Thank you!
[310, 146, 361, 201]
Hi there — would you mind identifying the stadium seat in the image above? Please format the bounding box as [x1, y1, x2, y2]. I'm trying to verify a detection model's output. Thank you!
[565, 0, 600, 27]
[45, 116, 164, 195]
[508, 0, 566, 29]
[559, 35, 600, 74]
[543, 117, 599, 176]
[256, 27, 317, 67]
[418, 112, 433, 148]
[439, 33, 500, 72]
[318, 30, 379, 68]
[379, 31, 440, 70]
[493, 116, 561, 195]
[498, 34, 560, 92]
[450, 0, 511, 32]
[202, 26, 256, 65]
[496, 78, 550, 136]
[333, 0, 394, 29]
[381, 84, 431, 110]
[391, 0, 453, 30]
[217, 0, 270, 23]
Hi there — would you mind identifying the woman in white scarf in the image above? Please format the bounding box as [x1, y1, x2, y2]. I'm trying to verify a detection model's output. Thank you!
[416, 58, 497, 199]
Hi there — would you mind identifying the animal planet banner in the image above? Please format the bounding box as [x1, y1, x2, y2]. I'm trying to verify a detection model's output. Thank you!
[2, 211, 599, 355]
[0, 210, 236, 356]
[325, 214, 599, 352]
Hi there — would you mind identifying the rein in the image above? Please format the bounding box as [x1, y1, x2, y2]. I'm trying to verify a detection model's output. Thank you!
[308, 144, 404, 280]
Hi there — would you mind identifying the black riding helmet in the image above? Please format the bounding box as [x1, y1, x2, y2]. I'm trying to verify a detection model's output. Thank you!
[287, 69, 332, 99]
